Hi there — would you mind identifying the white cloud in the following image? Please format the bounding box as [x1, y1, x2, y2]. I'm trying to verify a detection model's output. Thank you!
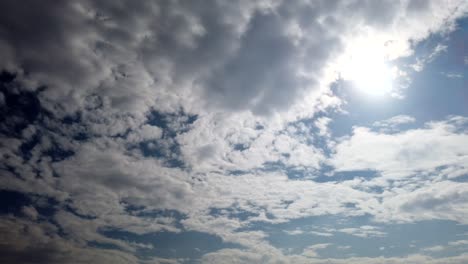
[190, 172, 375, 223]
[411, 44, 448, 72]
[177, 113, 325, 173]
[338, 225, 387, 238]
[284, 229, 304, 235]
[125, 124, 163, 143]
[328, 116, 468, 224]
[422, 245, 446, 252]
[309, 231, 335, 237]
[53, 143, 194, 216]
[441, 72, 463, 78]
[449, 240, 468, 246]
[331, 116, 468, 179]
[379, 180, 468, 224]
[302, 243, 332, 258]
[373, 115, 416, 128]
[315, 117, 332, 137]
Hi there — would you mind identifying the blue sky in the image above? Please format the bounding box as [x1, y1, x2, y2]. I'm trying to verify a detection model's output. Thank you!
[0, 1, 468, 263]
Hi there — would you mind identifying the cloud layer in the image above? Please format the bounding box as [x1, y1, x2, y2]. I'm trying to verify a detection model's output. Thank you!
[0, 0, 467, 263]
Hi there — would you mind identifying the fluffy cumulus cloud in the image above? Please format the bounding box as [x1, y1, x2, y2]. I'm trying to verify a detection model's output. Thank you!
[329, 117, 468, 224]
[331, 116, 468, 178]
[0, 0, 468, 263]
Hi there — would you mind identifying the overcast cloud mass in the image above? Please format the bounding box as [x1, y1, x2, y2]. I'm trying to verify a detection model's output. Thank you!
[1, 0, 468, 263]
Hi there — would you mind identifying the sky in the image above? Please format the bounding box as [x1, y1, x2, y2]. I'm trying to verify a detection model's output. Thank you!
[0, 1, 467, 263]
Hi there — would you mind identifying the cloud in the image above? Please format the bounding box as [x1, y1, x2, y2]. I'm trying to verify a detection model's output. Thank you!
[283, 229, 305, 235]
[177, 113, 325, 173]
[199, 248, 468, 264]
[302, 243, 332, 258]
[338, 225, 387, 238]
[190, 172, 375, 224]
[373, 115, 416, 128]
[0, 0, 465, 119]
[0, 216, 140, 264]
[328, 116, 468, 224]
[53, 143, 194, 217]
[422, 245, 446, 252]
[331, 116, 468, 178]
[448, 240, 468, 246]
[315, 116, 332, 137]
[1, 0, 468, 263]
[124, 124, 163, 143]
[411, 44, 448, 72]
[382, 180, 468, 224]
[20, 205, 38, 220]
[441, 72, 463, 78]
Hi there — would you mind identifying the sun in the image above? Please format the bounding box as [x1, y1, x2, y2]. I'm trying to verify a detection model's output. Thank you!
[340, 44, 395, 97]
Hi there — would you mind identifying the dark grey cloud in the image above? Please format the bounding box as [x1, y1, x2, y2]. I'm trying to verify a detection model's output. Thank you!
[0, 216, 139, 264]
[0, 0, 463, 118]
[0, 0, 345, 117]
[207, 11, 312, 114]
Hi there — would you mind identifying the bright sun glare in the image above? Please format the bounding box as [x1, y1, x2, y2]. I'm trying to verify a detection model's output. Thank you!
[341, 45, 395, 97]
